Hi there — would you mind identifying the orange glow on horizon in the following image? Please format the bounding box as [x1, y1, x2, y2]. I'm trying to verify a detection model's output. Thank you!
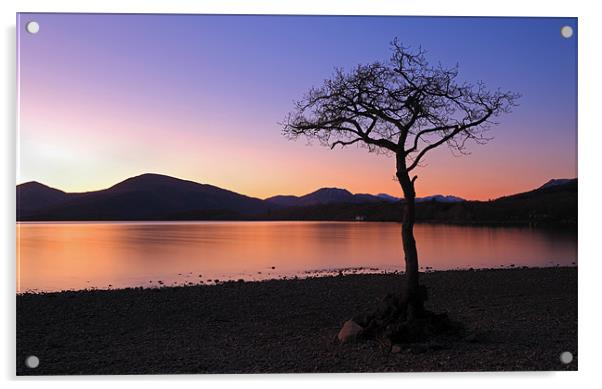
[17, 14, 577, 203]
[18, 88, 575, 201]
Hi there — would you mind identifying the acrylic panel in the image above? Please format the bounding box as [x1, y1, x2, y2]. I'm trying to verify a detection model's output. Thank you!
[16, 13, 577, 374]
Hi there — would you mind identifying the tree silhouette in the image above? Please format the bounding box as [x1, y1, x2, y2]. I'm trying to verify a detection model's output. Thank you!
[283, 40, 519, 323]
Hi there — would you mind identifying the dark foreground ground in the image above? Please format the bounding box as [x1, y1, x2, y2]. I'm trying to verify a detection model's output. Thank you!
[17, 267, 577, 375]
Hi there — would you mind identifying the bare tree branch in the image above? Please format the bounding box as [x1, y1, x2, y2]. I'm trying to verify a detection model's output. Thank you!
[282, 39, 520, 177]
[281, 40, 520, 310]
[330, 138, 362, 149]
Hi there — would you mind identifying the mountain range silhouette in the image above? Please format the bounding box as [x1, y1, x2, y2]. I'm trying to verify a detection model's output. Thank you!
[16, 173, 576, 224]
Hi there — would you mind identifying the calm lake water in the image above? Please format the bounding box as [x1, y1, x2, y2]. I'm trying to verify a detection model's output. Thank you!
[17, 221, 577, 292]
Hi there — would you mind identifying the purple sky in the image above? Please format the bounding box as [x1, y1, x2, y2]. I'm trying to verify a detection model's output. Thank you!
[17, 14, 577, 199]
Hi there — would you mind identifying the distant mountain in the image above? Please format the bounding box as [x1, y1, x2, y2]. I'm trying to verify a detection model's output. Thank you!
[375, 193, 465, 203]
[376, 193, 400, 202]
[16, 174, 576, 226]
[498, 178, 577, 201]
[17, 182, 68, 215]
[538, 178, 576, 190]
[264, 195, 300, 207]
[416, 195, 465, 203]
[266, 188, 383, 207]
[257, 178, 577, 227]
[266, 189, 464, 206]
[17, 173, 271, 221]
[300, 188, 353, 204]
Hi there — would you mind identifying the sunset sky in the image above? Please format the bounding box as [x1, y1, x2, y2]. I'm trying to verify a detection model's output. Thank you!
[17, 14, 577, 200]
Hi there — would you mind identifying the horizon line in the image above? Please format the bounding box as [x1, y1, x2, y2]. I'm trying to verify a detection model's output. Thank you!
[16, 172, 578, 202]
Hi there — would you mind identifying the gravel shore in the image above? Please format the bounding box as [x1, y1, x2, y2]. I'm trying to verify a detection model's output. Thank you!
[17, 267, 577, 375]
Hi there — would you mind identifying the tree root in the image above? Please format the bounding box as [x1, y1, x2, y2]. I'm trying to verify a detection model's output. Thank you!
[350, 289, 463, 344]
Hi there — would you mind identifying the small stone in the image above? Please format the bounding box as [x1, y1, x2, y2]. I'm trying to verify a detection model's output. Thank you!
[391, 345, 402, 354]
[337, 319, 363, 343]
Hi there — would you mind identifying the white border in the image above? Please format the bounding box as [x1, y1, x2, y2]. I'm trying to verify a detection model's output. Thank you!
[2, 1, 600, 387]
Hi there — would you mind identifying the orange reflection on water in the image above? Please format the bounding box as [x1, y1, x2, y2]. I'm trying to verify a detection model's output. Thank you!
[16, 221, 577, 292]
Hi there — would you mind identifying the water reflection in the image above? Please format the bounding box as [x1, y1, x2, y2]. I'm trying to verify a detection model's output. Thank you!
[16, 221, 577, 292]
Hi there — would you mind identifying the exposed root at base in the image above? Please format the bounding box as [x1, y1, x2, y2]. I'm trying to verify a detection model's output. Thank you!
[338, 289, 464, 347]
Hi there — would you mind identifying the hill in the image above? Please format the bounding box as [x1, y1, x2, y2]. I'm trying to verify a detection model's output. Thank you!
[266, 188, 384, 207]
[17, 173, 270, 221]
[17, 174, 576, 226]
[16, 182, 68, 216]
[258, 179, 577, 227]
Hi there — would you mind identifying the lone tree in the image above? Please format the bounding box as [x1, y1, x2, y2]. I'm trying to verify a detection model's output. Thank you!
[283, 41, 518, 335]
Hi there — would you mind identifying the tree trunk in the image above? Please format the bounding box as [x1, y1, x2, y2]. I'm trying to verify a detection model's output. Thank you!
[396, 155, 424, 319]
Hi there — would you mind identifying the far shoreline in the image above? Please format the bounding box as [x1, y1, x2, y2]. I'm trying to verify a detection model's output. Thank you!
[16, 219, 577, 229]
